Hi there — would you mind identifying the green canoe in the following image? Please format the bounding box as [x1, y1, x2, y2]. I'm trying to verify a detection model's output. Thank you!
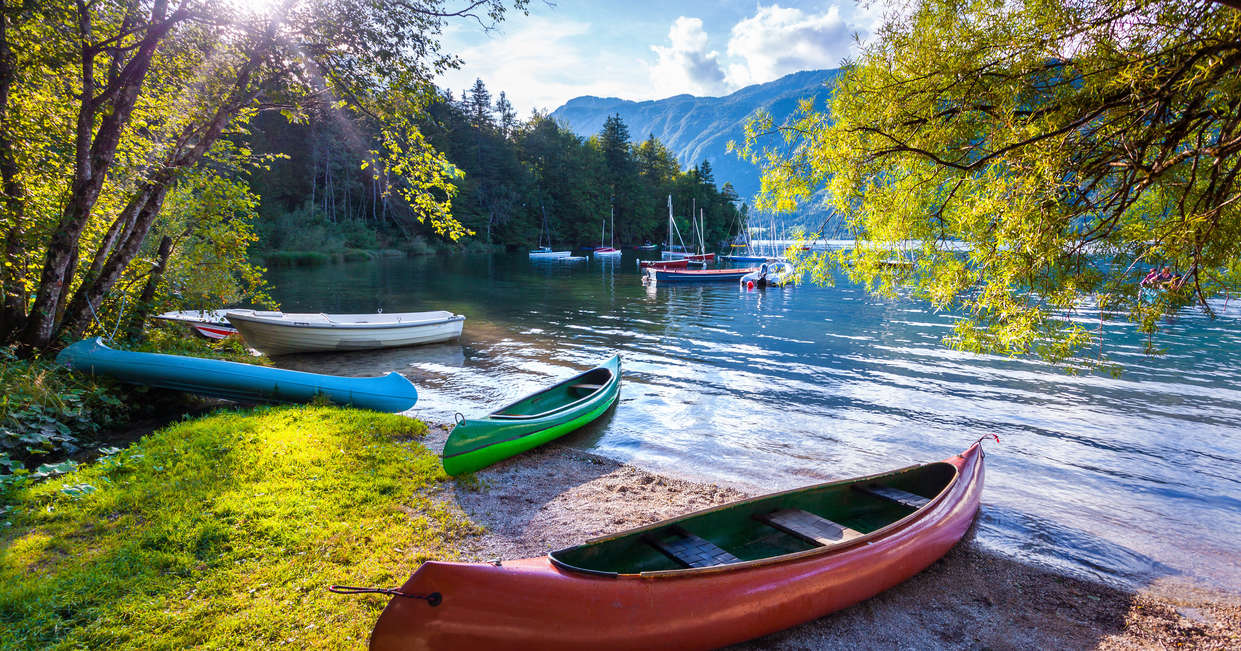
[442, 355, 621, 475]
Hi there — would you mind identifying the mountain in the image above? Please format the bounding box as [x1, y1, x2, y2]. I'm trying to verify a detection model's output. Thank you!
[550, 69, 840, 202]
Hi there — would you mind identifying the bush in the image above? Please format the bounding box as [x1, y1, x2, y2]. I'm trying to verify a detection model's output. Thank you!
[0, 349, 134, 479]
[264, 250, 332, 267]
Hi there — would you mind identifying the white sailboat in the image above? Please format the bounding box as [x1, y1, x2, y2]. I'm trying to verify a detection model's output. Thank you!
[593, 205, 622, 257]
[530, 204, 570, 259]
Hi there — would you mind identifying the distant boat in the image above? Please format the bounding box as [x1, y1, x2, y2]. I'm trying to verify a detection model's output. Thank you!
[741, 261, 797, 288]
[366, 443, 986, 649]
[594, 206, 622, 257]
[556, 255, 587, 263]
[530, 247, 572, 259]
[646, 267, 755, 284]
[662, 251, 716, 262]
[225, 310, 465, 356]
[635, 242, 658, 251]
[638, 258, 688, 270]
[56, 338, 417, 412]
[442, 355, 620, 475]
[720, 254, 771, 264]
[530, 204, 570, 259]
[153, 309, 238, 339]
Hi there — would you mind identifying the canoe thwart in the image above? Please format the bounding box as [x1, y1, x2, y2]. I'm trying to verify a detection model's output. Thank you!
[856, 484, 932, 510]
[646, 527, 741, 568]
[568, 383, 605, 391]
[757, 509, 864, 546]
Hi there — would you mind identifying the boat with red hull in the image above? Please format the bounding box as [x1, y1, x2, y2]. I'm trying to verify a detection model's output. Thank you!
[662, 251, 716, 263]
[366, 443, 986, 650]
[647, 267, 755, 283]
[637, 258, 688, 269]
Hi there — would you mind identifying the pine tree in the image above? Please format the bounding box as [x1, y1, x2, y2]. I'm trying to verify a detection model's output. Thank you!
[467, 78, 494, 129]
[495, 91, 517, 138]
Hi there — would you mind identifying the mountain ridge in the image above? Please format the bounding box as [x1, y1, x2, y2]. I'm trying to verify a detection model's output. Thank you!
[550, 69, 841, 201]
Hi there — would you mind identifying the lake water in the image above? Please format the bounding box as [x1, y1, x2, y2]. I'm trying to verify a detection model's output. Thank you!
[266, 252, 1241, 595]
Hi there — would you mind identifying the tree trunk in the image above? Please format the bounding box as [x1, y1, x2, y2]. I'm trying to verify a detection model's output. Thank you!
[59, 182, 170, 342]
[125, 234, 172, 341]
[20, 0, 172, 351]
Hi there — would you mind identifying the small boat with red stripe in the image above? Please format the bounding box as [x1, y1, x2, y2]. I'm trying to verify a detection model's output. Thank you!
[154, 310, 238, 339]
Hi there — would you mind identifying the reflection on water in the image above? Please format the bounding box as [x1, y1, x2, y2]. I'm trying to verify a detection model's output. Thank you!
[265, 253, 1241, 593]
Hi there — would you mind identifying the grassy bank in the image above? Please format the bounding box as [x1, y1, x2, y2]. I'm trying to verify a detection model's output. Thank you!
[1, 332, 261, 484]
[0, 406, 473, 648]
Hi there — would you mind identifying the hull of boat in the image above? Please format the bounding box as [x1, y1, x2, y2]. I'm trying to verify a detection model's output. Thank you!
[650, 268, 756, 283]
[226, 311, 464, 356]
[191, 323, 238, 339]
[638, 259, 688, 269]
[530, 250, 571, 259]
[370, 444, 984, 650]
[442, 356, 620, 475]
[720, 255, 770, 263]
[593, 248, 622, 257]
[154, 310, 238, 338]
[56, 338, 417, 412]
[662, 252, 716, 262]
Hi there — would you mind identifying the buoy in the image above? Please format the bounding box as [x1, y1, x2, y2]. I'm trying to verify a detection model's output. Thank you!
[746, 281, 755, 290]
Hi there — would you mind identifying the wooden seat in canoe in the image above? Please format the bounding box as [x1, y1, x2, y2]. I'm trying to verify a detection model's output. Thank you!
[569, 383, 605, 391]
[757, 509, 863, 546]
[646, 528, 741, 568]
[856, 484, 932, 510]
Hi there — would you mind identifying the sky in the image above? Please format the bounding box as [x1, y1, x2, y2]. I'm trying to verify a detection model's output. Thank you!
[437, 1, 885, 116]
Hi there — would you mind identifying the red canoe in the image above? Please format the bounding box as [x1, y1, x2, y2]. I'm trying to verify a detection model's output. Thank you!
[367, 444, 986, 650]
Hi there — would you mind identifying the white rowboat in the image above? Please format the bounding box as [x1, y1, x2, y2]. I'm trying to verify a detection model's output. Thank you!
[225, 310, 465, 356]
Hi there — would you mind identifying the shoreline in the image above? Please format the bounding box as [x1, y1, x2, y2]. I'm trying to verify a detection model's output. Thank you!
[421, 423, 1240, 649]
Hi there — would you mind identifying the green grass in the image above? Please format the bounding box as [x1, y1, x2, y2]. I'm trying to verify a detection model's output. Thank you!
[0, 406, 476, 649]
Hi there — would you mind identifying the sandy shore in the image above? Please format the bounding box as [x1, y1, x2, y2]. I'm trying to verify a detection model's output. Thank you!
[421, 424, 1240, 650]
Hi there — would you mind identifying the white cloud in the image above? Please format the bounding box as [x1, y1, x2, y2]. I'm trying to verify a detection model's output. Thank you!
[724, 4, 858, 88]
[438, 15, 650, 115]
[649, 17, 729, 98]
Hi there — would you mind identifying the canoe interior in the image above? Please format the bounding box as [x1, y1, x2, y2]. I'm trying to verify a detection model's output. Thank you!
[492, 367, 613, 418]
[549, 461, 956, 575]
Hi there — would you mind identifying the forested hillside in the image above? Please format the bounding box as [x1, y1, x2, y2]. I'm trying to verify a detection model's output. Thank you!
[247, 80, 747, 259]
[551, 69, 839, 201]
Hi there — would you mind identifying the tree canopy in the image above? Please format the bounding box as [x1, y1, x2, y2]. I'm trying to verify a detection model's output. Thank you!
[0, 0, 525, 352]
[740, 0, 1241, 367]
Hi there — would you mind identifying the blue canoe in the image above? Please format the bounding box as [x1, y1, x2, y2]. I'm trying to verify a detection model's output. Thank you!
[56, 338, 417, 413]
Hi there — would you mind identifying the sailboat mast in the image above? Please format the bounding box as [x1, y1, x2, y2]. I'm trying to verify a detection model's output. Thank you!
[667, 195, 673, 250]
[699, 208, 705, 255]
[692, 198, 696, 253]
[610, 205, 615, 248]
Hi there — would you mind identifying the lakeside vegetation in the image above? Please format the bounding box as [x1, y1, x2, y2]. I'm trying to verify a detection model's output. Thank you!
[247, 79, 748, 264]
[0, 407, 472, 648]
[0, 330, 263, 487]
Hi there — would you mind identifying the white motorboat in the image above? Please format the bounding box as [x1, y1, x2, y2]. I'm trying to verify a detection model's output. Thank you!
[741, 261, 797, 288]
[154, 309, 239, 339]
[225, 310, 465, 356]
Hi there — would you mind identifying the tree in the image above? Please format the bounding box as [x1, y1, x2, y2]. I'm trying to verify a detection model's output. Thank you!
[466, 78, 494, 129]
[739, 0, 1241, 367]
[0, 0, 526, 352]
[495, 91, 517, 138]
